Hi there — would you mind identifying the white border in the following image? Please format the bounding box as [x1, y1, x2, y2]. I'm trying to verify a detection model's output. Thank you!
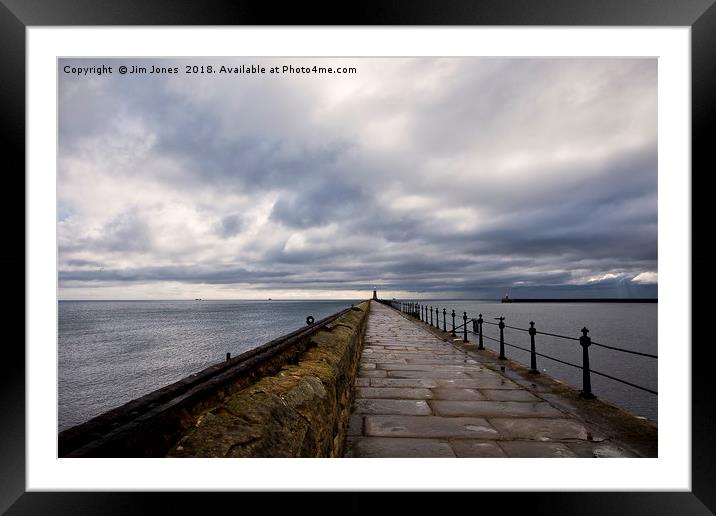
[27, 27, 690, 491]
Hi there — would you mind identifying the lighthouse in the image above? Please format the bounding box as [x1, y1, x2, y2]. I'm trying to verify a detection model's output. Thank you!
[373, 289, 377, 300]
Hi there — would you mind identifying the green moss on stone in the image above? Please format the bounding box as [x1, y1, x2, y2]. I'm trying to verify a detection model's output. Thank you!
[167, 300, 370, 457]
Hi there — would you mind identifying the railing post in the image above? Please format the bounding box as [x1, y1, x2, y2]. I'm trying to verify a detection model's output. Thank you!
[477, 314, 484, 350]
[498, 316, 506, 359]
[463, 312, 469, 342]
[579, 327, 596, 399]
[430, 306, 434, 326]
[528, 321, 539, 374]
[442, 308, 447, 332]
[451, 309, 456, 336]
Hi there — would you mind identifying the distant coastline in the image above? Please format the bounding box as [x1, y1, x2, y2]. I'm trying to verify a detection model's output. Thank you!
[502, 298, 657, 303]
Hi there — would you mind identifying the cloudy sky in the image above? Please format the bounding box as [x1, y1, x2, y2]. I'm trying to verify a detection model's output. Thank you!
[58, 57, 657, 300]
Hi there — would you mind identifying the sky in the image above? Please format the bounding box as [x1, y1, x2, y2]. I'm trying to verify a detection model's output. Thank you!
[58, 57, 657, 300]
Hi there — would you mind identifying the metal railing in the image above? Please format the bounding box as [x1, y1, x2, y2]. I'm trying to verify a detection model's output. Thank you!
[386, 300, 657, 399]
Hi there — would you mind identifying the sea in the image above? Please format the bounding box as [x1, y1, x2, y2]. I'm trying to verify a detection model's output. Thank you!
[58, 299, 657, 431]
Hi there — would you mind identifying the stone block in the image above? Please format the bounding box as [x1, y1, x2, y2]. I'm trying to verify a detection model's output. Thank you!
[449, 440, 507, 457]
[348, 437, 456, 458]
[356, 387, 434, 399]
[352, 399, 432, 416]
[500, 441, 577, 458]
[430, 401, 562, 418]
[364, 415, 501, 439]
[488, 418, 604, 441]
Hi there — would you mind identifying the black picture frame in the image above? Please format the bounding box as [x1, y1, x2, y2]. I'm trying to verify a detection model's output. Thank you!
[3, 0, 712, 513]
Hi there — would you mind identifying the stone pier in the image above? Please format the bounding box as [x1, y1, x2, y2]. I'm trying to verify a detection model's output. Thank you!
[344, 301, 656, 458]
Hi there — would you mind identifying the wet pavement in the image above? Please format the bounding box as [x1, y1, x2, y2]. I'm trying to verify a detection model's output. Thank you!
[344, 301, 642, 458]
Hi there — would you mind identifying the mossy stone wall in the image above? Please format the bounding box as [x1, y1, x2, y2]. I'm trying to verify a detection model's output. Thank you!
[168, 301, 370, 457]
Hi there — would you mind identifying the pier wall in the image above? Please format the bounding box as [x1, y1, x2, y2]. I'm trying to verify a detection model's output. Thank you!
[168, 300, 370, 457]
[60, 301, 370, 458]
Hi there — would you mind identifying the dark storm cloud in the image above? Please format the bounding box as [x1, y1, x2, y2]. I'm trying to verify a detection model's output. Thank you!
[216, 215, 244, 238]
[58, 57, 658, 298]
[270, 180, 372, 229]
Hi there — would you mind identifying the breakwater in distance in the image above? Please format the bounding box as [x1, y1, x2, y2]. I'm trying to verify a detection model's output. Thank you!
[395, 300, 657, 422]
[502, 298, 657, 303]
[59, 301, 370, 458]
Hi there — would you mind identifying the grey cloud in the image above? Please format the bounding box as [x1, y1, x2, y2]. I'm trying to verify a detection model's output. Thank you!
[60, 211, 152, 256]
[102, 212, 152, 252]
[58, 57, 658, 298]
[216, 214, 244, 238]
[270, 180, 371, 229]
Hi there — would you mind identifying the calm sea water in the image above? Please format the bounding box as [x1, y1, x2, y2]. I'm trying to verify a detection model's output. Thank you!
[402, 300, 657, 422]
[58, 299, 359, 431]
[58, 299, 657, 431]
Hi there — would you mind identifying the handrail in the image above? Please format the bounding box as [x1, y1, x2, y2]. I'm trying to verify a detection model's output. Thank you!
[590, 340, 658, 359]
[386, 299, 657, 399]
[482, 333, 657, 394]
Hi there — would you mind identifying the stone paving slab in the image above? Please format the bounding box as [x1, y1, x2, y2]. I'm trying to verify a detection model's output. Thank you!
[499, 441, 577, 458]
[376, 363, 482, 372]
[347, 414, 363, 436]
[434, 378, 522, 389]
[430, 400, 563, 418]
[344, 301, 646, 458]
[488, 417, 604, 441]
[357, 387, 434, 399]
[369, 378, 439, 388]
[480, 389, 542, 402]
[449, 440, 507, 458]
[353, 398, 432, 416]
[379, 353, 461, 359]
[431, 388, 487, 401]
[565, 442, 637, 458]
[345, 437, 456, 458]
[387, 370, 473, 379]
[359, 369, 388, 378]
[364, 415, 500, 439]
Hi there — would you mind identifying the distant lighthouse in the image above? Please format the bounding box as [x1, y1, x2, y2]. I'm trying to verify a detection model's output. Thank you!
[373, 289, 377, 300]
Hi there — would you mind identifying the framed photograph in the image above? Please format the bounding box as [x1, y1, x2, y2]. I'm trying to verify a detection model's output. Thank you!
[5, 0, 711, 512]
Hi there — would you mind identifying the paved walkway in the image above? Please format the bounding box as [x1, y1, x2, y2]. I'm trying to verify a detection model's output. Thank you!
[344, 301, 638, 457]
